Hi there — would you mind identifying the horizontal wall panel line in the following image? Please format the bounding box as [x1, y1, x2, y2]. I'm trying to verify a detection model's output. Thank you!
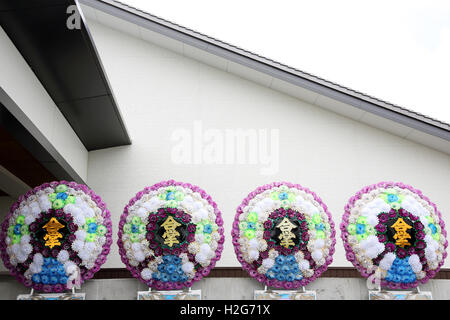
[1, 267, 450, 280]
[4, 267, 447, 280]
[91, 267, 450, 279]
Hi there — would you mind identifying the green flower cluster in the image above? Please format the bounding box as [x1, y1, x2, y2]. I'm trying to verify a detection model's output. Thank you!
[7, 215, 29, 244]
[196, 219, 218, 244]
[425, 216, 441, 242]
[159, 186, 185, 208]
[48, 184, 75, 209]
[347, 216, 376, 241]
[239, 211, 263, 240]
[123, 216, 147, 243]
[380, 189, 404, 210]
[307, 213, 330, 240]
[82, 217, 107, 242]
[270, 187, 296, 208]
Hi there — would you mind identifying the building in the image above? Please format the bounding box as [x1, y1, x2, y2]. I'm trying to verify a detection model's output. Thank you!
[0, 0, 449, 299]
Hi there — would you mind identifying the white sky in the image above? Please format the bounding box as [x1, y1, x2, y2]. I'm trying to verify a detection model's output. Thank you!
[123, 0, 450, 123]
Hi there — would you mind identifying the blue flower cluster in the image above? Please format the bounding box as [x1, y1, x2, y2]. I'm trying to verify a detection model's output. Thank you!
[203, 224, 212, 234]
[387, 194, 399, 203]
[152, 255, 188, 282]
[14, 224, 22, 235]
[278, 192, 289, 200]
[166, 192, 175, 200]
[356, 224, 366, 235]
[429, 223, 437, 235]
[88, 222, 98, 234]
[385, 257, 416, 283]
[32, 257, 68, 285]
[56, 192, 68, 201]
[265, 255, 303, 282]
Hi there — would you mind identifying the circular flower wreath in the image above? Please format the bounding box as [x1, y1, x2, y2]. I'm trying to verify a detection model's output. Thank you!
[0, 181, 112, 293]
[118, 180, 225, 290]
[232, 182, 336, 289]
[341, 182, 448, 289]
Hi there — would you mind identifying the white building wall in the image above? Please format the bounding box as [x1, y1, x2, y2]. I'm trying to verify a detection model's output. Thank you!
[0, 27, 88, 182]
[84, 21, 450, 269]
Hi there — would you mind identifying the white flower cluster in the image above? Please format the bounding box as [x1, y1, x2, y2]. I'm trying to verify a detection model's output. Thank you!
[424, 234, 442, 268]
[182, 185, 221, 268]
[122, 234, 152, 267]
[359, 198, 391, 218]
[238, 185, 333, 278]
[401, 195, 430, 218]
[65, 192, 106, 269]
[19, 195, 52, 225]
[6, 235, 32, 265]
[378, 252, 395, 271]
[238, 237, 268, 263]
[257, 249, 278, 275]
[359, 235, 385, 259]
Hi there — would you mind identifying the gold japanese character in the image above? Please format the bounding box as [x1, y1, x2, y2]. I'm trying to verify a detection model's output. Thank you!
[391, 217, 412, 247]
[276, 217, 296, 248]
[42, 217, 64, 248]
[161, 216, 181, 247]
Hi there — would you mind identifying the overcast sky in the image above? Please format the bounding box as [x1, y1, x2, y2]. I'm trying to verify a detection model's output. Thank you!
[123, 0, 450, 123]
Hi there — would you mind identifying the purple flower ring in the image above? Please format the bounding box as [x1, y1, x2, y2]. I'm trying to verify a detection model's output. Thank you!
[341, 182, 447, 289]
[0, 181, 112, 293]
[232, 182, 336, 289]
[118, 180, 225, 289]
